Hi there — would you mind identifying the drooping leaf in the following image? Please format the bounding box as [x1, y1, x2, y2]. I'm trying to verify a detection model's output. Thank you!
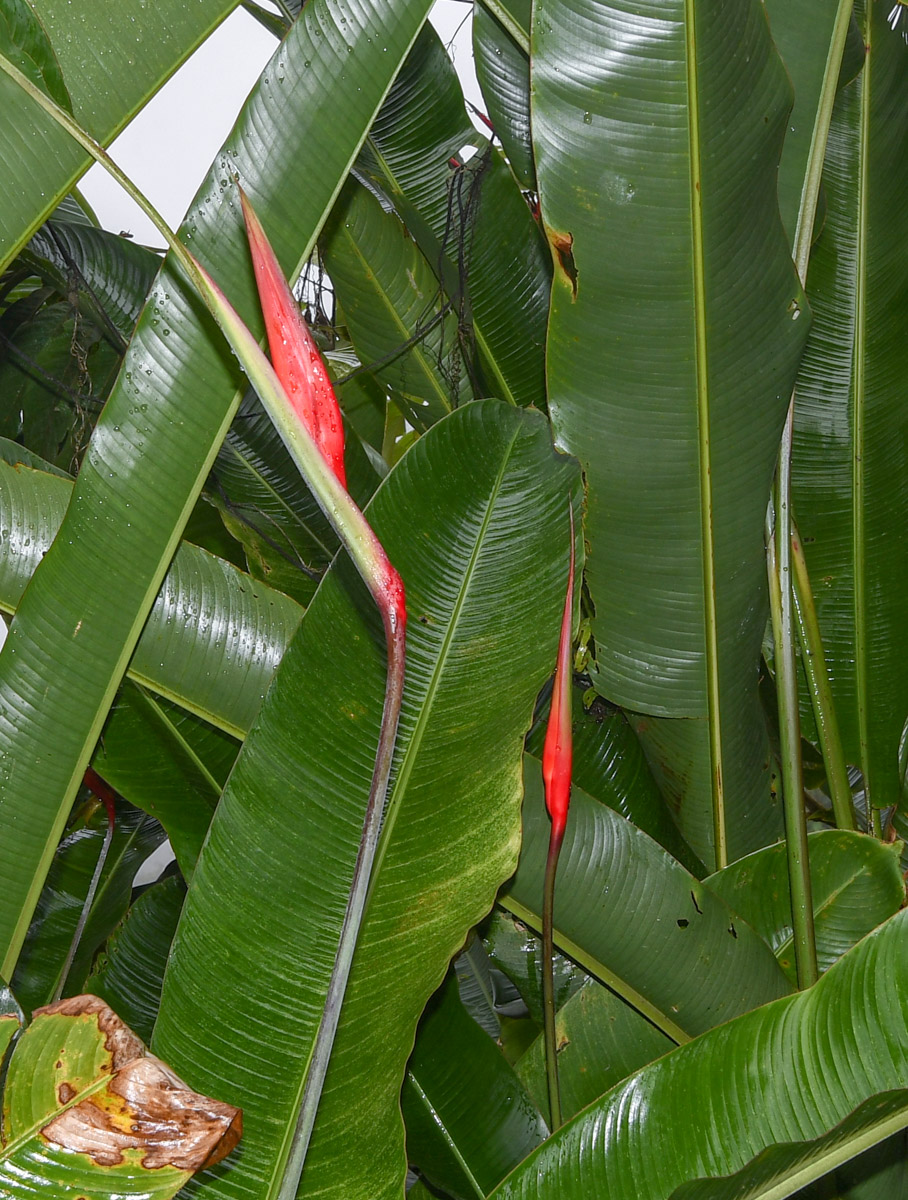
[704, 830, 905, 983]
[491, 910, 908, 1200]
[0, 994, 240, 1196]
[403, 973, 547, 1200]
[535, 0, 808, 867]
[0, 0, 72, 116]
[153, 402, 580, 1200]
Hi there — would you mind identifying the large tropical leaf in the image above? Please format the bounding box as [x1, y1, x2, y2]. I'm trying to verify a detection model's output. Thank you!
[501, 757, 791, 1043]
[534, 0, 809, 867]
[472, 0, 533, 189]
[0, 0, 241, 269]
[491, 909, 908, 1200]
[791, 1, 908, 815]
[0, 0, 438, 981]
[153, 402, 579, 1200]
[402, 973, 547, 1200]
[705, 830, 905, 982]
[0, 453, 303, 738]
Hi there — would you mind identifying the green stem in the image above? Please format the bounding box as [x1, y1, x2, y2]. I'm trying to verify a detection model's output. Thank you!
[767, 0, 853, 992]
[790, 525, 856, 831]
[0, 52, 408, 1194]
[541, 825, 564, 1131]
[767, 502, 818, 991]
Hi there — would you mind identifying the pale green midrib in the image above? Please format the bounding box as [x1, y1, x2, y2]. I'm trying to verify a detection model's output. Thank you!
[773, 863, 879, 965]
[336, 219, 453, 412]
[129, 683, 222, 799]
[219, 437, 335, 561]
[738, 1106, 908, 1200]
[406, 1070, 485, 1200]
[852, 4, 872, 807]
[364, 136, 518, 407]
[367, 424, 524, 899]
[683, 0, 725, 869]
[499, 895, 689, 1046]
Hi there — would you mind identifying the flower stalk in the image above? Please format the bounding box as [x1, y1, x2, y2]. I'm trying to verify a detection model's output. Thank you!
[541, 503, 575, 1131]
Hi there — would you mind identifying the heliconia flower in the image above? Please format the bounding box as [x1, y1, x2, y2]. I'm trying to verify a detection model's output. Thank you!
[542, 506, 575, 841]
[239, 189, 346, 487]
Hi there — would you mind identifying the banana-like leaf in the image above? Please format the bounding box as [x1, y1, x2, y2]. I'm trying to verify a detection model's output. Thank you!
[321, 176, 465, 428]
[153, 402, 579, 1200]
[11, 801, 165, 1017]
[356, 23, 548, 412]
[0, 455, 303, 738]
[0, 0, 437, 981]
[705, 830, 905, 983]
[403, 973, 547, 1200]
[94, 683, 236, 876]
[491, 909, 908, 1200]
[0, 0, 240, 269]
[501, 757, 791, 1043]
[0, 994, 241, 1196]
[0, 0, 72, 115]
[791, 3, 908, 813]
[25, 218, 160, 337]
[87, 874, 186, 1044]
[516, 978, 674, 1126]
[483, 908, 586, 1028]
[535, 0, 809, 867]
[472, 0, 533, 189]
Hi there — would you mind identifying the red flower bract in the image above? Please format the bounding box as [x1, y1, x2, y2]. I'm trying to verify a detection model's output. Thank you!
[240, 189, 346, 487]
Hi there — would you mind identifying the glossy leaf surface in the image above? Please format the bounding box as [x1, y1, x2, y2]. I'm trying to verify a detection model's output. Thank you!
[501, 757, 790, 1042]
[0, 455, 302, 738]
[0, 0, 238, 269]
[791, 3, 908, 812]
[153, 403, 579, 1199]
[403, 974, 547, 1199]
[705, 830, 905, 983]
[534, 0, 808, 866]
[473, 0, 533, 188]
[492, 910, 908, 1199]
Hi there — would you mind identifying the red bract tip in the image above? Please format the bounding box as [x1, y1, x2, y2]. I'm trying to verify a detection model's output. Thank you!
[542, 506, 575, 841]
[239, 189, 346, 487]
[83, 766, 116, 829]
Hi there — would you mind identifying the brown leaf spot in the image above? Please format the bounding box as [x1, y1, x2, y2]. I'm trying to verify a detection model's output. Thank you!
[547, 229, 578, 300]
[34, 995, 143, 1072]
[58, 1082, 77, 1106]
[42, 1053, 242, 1171]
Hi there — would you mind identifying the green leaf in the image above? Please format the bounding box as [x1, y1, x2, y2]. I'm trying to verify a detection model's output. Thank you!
[93, 683, 235, 877]
[516, 978, 675, 1126]
[0, 0, 436, 981]
[321, 177, 464, 428]
[0, 0, 72, 115]
[791, 3, 908, 813]
[535, 0, 809, 867]
[0, 454, 303, 738]
[483, 908, 585, 1028]
[87, 875, 186, 1044]
[153, 402, 579, 1199]
[403, 973, 547, 1200]
[473, 0, 534, 188]
[0, 0, 240, 270]
[704, 830, 905, 983]
[490, 909, 908, 1200]
[0, 994, 240, 1195]
[11, 800, 165, 1017]
[501, 757, 791, 1043]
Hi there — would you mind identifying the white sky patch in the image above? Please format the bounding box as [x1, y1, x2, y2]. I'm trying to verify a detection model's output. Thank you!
[79, 2, 484, 245]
